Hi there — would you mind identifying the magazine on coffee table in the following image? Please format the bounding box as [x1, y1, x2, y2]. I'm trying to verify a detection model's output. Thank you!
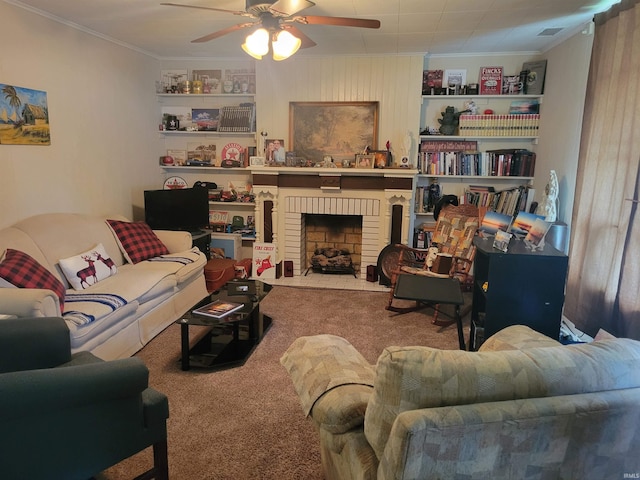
[193, 299, 244, 319]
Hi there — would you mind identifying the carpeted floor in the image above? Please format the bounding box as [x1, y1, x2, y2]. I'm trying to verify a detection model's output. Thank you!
[99, 286, 467, 480]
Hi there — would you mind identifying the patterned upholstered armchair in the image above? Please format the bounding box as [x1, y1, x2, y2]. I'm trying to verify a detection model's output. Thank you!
[385, 203, 479, 320]
[281, 326, 640, 480]
[0, 317, 169, 480]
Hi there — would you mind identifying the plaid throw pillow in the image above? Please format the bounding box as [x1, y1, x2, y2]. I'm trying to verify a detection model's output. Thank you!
[106, 219, 169, 264]
[0, 248, 66, 308]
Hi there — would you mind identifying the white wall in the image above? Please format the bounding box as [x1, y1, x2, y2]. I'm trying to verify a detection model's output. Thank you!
[254, 55, 424, 162]
[534, 27, 594, 232]
[0, 2, 159, 228]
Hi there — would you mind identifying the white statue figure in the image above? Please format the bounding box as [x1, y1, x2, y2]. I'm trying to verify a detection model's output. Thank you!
[538, 169, 559, 222]
[401, 130, 412, 167]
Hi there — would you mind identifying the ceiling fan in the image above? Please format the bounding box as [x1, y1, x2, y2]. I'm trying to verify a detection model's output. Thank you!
[160, 0, 381, 50]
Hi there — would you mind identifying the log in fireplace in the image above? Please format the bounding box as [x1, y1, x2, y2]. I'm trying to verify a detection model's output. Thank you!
[307, 247, 357, 277]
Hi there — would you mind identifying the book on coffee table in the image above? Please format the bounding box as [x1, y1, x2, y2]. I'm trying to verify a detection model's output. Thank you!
[193, 299, 244, 319]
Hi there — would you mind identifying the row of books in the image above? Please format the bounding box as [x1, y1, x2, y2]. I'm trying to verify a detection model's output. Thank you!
[458, 114, 539, 137]
[464, 185, 535, 217]
[217, 103, 255, 133]
[417, 149, 536, 177]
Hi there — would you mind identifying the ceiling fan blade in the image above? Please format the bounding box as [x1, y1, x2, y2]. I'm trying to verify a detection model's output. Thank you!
[191, 22, 256, 43]
[269, 0, 315, 16]
[295, 15, 381, 29]
[160, 3, 253, 17]
[282, 25, 317, 49]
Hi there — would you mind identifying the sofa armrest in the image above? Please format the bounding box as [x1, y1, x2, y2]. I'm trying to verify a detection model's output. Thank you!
[0, 357, 149, 417]
[310, 383, 373, 434]
[0, 288, 60, 317]
[153, 229, 193, 253]
[281, 334, 375, 417]
[0, 317, 71, 373]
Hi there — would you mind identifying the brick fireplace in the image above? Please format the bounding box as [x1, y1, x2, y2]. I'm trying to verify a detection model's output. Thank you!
[250, 168, 416, 280]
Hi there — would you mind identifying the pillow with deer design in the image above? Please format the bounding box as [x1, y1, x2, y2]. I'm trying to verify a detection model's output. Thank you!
[59, 243, 118, 290]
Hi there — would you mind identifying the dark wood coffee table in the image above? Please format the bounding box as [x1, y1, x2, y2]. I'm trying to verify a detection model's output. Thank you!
[176, 279, 272, 370]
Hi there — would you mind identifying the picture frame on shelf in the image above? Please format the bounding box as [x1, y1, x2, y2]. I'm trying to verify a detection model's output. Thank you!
[290, 101, 379, 166]
[165, 149, 187, 166]
[355, 154, 375, 169]
[192, 69, 222, 94]
[522, 60, 547, 95]
[370, 150, 390, 168]
[161, 106, 191, 128]
[265, 139, 286, 165]
[186, 143, 216, 167]
[479, 211, 513, 235]
[192, 108, 220, 131]
[422, 69, 443, 95]
[223, 68, 256, 94]
[510, 211, 545, 235]
[444, 69, 467, 88]
[492, 230, 513, 252]
[160, 69, 187, 93]
[524, 218, 552, 248]
[249, 156, 266, 167]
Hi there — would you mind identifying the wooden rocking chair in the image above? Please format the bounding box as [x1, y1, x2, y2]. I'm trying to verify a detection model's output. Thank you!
[386, 203, 480, 325]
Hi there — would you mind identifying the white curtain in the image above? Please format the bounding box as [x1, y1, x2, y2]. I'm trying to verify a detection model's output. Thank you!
[564, 0, 640, 339]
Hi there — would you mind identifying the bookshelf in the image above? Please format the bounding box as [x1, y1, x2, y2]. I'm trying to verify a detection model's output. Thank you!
[410, 92, 542, 247]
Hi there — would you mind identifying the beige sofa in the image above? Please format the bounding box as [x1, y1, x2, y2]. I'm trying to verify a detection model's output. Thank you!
[0, 213, 208, 360]
[281, 325, 640, 480]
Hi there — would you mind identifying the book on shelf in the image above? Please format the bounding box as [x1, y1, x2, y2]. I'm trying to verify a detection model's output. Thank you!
[484, 149, 536, 177]
[192, 299, 244, 319]
[479, 66, 503, 95]
[522, 60, 547, 95]
[458, 114, 539, 136]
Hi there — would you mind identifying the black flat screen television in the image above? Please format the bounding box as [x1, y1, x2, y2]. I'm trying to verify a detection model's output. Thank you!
[144, 187, 209, 233]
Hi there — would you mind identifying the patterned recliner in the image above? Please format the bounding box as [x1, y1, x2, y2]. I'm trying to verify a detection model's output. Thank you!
[281, 325, 640, 480]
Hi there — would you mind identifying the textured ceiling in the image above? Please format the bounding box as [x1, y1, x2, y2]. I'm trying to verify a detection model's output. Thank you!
[6, 0, 617, 58]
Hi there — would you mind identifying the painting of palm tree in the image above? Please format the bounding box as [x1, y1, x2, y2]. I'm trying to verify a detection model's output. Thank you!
[0, 84, 50, 145]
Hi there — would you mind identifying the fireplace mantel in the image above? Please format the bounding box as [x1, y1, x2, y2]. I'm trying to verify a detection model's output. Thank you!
[250, 167, 417, 188]
[248, 167, 417, 279]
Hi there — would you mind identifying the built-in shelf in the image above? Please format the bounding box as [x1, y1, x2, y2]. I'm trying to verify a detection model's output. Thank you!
[419, 135, 538, 141]
[157, 94, 254, 98]
[417, 175, 534, 180]
[161, 166, 249, 172]
[209, 201, 255, 207]
[421, 94, 543, 101]
[159, 131, 255, 137]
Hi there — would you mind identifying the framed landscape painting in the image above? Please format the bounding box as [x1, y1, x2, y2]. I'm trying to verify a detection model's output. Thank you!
[0, 84, 50, 145]
[289, 101, 378, 165]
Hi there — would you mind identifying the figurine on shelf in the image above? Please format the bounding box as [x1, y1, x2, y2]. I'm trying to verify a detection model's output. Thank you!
[438, 106, 470, 135]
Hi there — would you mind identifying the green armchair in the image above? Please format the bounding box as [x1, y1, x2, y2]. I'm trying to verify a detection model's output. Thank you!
[0, 317, 169, 480]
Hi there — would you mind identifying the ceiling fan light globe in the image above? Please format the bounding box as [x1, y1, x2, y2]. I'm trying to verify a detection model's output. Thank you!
[243, 28, 270, 58]
[272, 30, 302, 61]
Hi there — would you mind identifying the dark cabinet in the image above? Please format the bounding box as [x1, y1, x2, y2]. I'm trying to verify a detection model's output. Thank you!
[192, 232, 211, 260]
[471, 236, 568, 349]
